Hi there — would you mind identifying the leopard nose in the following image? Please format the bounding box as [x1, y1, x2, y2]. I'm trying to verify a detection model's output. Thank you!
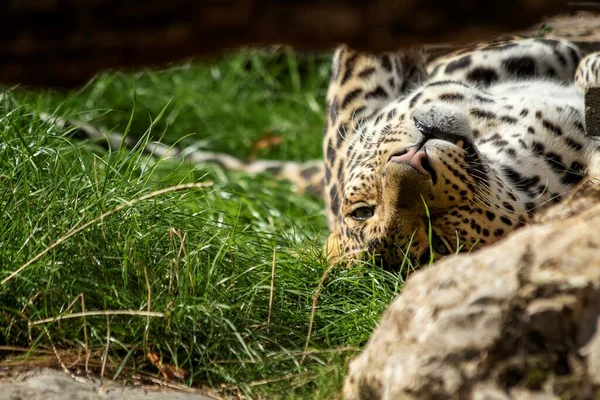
[389, 146, 430, 176]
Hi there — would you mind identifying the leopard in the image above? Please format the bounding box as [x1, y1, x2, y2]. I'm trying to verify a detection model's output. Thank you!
[54, 36, 600, 271]
[321, 36, 600, 269]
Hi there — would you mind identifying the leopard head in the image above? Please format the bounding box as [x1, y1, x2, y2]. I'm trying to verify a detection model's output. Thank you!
[326, 101, 527, 269]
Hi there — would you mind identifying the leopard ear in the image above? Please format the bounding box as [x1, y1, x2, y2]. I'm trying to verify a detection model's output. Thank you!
[324, 230, 342, 265]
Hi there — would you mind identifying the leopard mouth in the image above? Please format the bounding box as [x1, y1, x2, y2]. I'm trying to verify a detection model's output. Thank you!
[389, 136, 478, 185]
[389, 145, 437, 182]
[390, 137, 487, 187]
[411, 116, 487, 185]
[433, 137, 487, 187]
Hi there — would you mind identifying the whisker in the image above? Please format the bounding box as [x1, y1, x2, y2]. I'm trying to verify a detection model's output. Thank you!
[526, 185, 582, 212]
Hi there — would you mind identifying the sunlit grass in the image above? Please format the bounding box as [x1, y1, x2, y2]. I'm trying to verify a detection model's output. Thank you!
[0, 49, 405, 398]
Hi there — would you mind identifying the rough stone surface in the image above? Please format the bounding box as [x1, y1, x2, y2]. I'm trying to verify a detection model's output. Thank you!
[586, 87, 600, 137]
[0, 368, 214, 400]
[344, 181, 600, 399]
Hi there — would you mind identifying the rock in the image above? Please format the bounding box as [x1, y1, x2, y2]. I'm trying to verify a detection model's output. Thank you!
[344, 181, 600, 399]
[0, 368, 214, 400]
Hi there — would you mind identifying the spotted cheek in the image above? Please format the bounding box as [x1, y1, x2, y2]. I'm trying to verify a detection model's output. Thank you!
[346, 225, 407, 265]
[429, 172, 473, 210]
[340, 217, 431, 267]
[429, 155, 476, 199]
[441, 212, 487, 250]
[338, 223, 372, 261]
[445, 206, 527, 251]
[384, 226, 428, 260]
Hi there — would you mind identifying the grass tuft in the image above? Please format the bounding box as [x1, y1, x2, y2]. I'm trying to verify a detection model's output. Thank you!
[0, 49, 404, 398]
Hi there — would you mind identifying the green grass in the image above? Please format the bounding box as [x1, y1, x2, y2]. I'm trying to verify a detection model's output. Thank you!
[32, 49, 329, 161]
[0, 49, 405, 398]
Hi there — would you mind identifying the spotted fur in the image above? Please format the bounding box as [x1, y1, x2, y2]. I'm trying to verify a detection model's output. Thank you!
[576, 51, 600, 91]
[324, 37, 600, 269]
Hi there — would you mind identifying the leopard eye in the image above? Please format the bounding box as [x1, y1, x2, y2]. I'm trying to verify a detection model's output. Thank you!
[350, 205, 375, 221]
[431, 234, 450, 255]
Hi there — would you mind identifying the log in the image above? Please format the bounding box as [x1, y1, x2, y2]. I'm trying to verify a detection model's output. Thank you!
[1, 0, 572, 87]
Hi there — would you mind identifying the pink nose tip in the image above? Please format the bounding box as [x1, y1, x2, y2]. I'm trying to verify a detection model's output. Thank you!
[389, 147, 430, 175]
